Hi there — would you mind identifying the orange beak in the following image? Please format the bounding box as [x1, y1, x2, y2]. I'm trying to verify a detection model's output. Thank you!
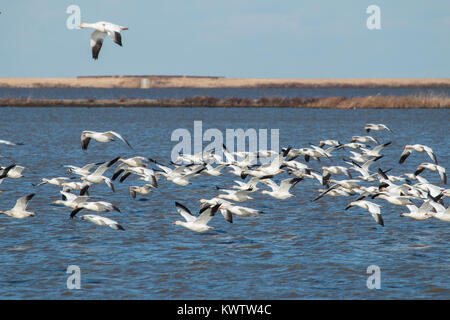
[121, 27, 129, 30]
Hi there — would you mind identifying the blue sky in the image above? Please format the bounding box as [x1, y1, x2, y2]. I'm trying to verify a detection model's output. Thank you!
[0, 0, 449, 78]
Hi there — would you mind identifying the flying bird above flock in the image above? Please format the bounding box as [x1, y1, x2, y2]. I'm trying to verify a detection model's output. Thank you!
[79, 21, 128, 60]
[81, 131, 132, 150]
[0, 123, 448, 234]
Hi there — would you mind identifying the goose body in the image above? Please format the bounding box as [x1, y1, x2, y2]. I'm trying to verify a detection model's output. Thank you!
[173, 202, 220, 232]
[0, 194, 35, 219]
[79, 21, 128, 60]
[80, 214, 125, 230]
[81, 131, 132, 150]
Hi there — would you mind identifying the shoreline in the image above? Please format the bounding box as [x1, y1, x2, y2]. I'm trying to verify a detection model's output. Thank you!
[1, 77, 450, 88]
[1, 95, 449, 108]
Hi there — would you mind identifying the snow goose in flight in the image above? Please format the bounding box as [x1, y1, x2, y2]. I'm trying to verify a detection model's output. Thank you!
[53, 191, 90, 209]
[260, 177, 303, 200]
[231, 176, 261, 192]
[79, 21, 128, 60]
[371, 192, 414, 206]
[328, 179, 361, 191]
[0, 139, 24, 146]
[0, 165, 25, 184]
[219, 202, 262, 217]
[64, 162, 101, 176]
[80, 214, 125, 230]
[112, 166, 158, 187]
[399, 144, 437, 164]
[399, 200, 434, 220]
[61, 181, 90, 195]
[217, 188, 255, 202]
[157, 164, 206, 186]
[345, 200, 384, 227]
[360, 141, 391, 158]
[70, 200, 121, 219]
[204, 163, 228, 176]
[313, 185, 356, 201]
[318, 139, 341, 148]
[364, 123, 393, 133]
[173, 202, 221, 232]
[81, 131, 132, 150]
[79, 157, 120, 192]
[117, 156, 154, 168]
[321, 166, 352, 186]
[350, 136, 379, 145]
[428, 201, 450, 221]
[414, 163, 446, 185]
[34, 177, 73, 187]
[129, 184, 156, 199]
[0, 194, 36, 219]
[0, 164, 16, 180]
[337, 142, 368, 151]
[240, 149, 289, 178]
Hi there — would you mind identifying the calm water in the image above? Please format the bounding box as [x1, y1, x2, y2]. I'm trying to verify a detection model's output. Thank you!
[0, 105, 449, 299]
[0, 87, 449, 100]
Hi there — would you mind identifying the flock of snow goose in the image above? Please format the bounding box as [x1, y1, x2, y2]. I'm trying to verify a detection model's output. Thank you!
[0, 123, 448, 232]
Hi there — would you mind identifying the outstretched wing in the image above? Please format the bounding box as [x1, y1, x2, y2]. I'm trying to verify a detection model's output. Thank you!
[13, 194, 35, 211]
[175, 202, 196, 222]
[279, 177, 302, 193]
[399, 149, 411, 164]
[424, 146, 437, 164]
[90, 30, 106, 60]
[196, 203, 220, 225]
[81, 132, 91, 150]
[107, 131, 133, 149]
[92, 157, 120, 176]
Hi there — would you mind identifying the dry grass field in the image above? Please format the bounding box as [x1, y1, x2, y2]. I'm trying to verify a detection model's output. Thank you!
[0, 77, 450, 88]
[1, 94, 449, 108]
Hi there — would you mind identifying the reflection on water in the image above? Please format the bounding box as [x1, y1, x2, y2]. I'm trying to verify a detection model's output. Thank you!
[0, 106, 449, 299]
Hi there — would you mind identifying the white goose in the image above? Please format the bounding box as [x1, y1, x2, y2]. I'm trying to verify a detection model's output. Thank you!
[414, 163, 446, 185]
[70, 200, 121, 218]
[399, 200, 434, 221]
[79, 21, 128, 60]
[428, 201, 450, 222]
[81, 131, 132, 150]
[260, 177, 302, 200]
[80, 214, 125, 230]
[219, 202, 262, 217]
[217, 188, 254, 202]
[64, 162, 100, 176]
[0, 165, 25, 183]
[364, 123, 393, 133]
[0, 138, 24, 146]
[0, 194, 36, 219]
[157, 164, 205, 186]
[129, 184, 155, 199]
[35, 177, 72, 187]
[345, 200, 384, 226]
[173, 202, 220, 232]
[79, 157, 120, 192]
[53, 191, 90, 209]
[372, 192, 414, 206]
[399, 144, 437, 164]
[350, 136, 379, 144]
[360, 141, 391, 158]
